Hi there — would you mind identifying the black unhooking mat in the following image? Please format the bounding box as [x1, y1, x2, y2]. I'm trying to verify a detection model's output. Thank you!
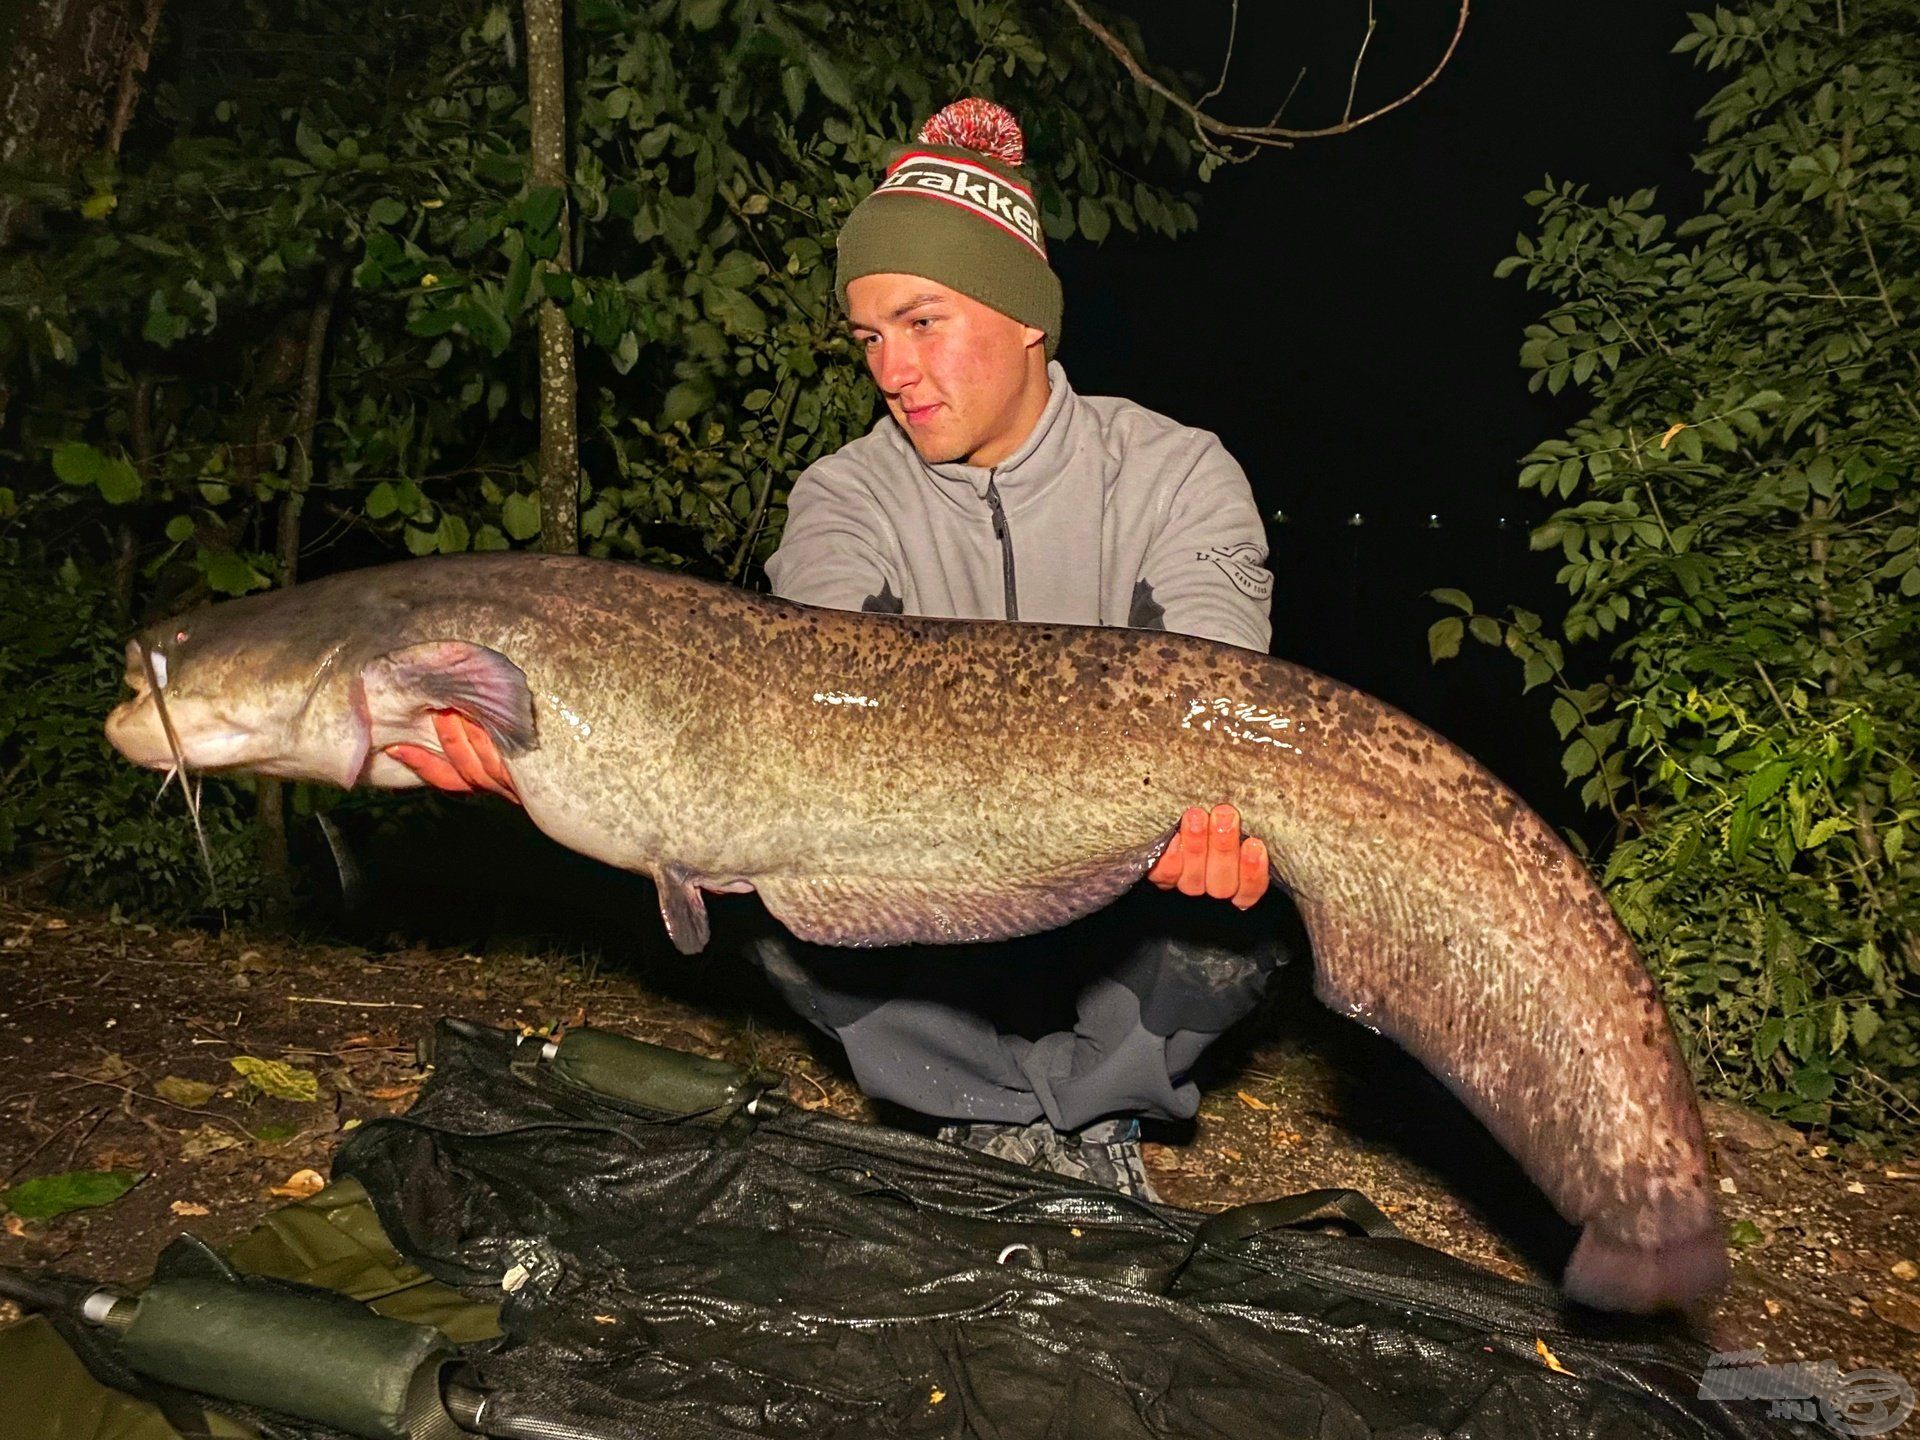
[246, 1017, 1801, 1440]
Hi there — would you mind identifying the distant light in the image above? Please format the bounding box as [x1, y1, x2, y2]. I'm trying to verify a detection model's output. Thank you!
[1425, 513, 1442, 528]
[1269, 508, 1291, 525]
[1495, 516, 1510, 529]
[1346, 512, 1365, 527]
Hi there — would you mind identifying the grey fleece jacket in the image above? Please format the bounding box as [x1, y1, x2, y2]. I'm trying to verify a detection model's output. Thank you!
[765, 362, 1272, 653]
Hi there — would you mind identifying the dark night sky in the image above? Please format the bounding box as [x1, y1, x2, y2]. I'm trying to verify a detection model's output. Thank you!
[1050, 2, 1718, 832]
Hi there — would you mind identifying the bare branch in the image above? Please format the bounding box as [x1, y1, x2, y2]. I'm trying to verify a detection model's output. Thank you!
[1343, 0, 1379, 128]
[1199, 0, 1239, 107]
[1060, 0, 1470, 159]
[1269, 67, 1308, 129]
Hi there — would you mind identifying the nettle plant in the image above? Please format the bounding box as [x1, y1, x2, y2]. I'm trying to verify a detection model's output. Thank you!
[1434, 0, 1919, 1136]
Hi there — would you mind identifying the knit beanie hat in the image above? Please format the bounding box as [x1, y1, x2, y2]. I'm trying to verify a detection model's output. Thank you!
[835, 98, 1064, 358]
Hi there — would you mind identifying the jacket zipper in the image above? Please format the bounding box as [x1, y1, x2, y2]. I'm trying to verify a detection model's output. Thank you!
[984, 473, 1019, 621]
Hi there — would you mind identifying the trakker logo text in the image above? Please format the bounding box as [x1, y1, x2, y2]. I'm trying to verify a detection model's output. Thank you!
[874, 153, 1046, 257]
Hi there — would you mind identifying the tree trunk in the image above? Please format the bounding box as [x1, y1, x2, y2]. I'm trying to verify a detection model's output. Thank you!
[273, 261, 346, 590]
[523, 0, 578, 554]
[257, 261, 346, 924]
[0, 0, 166, 249]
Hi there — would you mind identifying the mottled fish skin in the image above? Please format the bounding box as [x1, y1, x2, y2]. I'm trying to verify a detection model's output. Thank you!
[104, 553, 1725, 1312]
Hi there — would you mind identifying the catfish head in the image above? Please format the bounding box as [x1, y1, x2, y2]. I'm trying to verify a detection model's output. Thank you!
[105, 581, 536, 791]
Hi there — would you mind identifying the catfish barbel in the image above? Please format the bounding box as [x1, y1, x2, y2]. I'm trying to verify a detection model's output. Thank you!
[103, 552, 1726, 1313]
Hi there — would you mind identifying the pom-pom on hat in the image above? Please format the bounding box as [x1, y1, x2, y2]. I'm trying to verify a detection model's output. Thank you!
[835, 99, 1064, 358]
[919, 96, 1026, 163]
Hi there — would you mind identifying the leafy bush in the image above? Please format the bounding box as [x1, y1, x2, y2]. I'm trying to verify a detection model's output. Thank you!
[1, 0, 1198, 589]
[0, 543, 263, 917]
[1436, 0, 1919, 1137]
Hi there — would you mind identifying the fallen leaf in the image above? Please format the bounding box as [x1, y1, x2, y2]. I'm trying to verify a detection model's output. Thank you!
[1887, 1170, 1918, 1181]
[170, 1201, 211, 1217]
[44, 918, 68, 931]
[86, 1053, 135, 1082]
[231, 1055, 319, 1103]
[1719, 1177, 1737, 1194]
[1893, 1260, 1918, 1283]
[178, 1125, 242, 1160]
[1763, 1298, 1783, 1316]
[1236, 1090, 1274, 1112]
[1869, 1289, 1920, 1334]
[593, 1314, 617, 1325]
[1535, 1338, 1574, 1376]
[269, 1168, 326, 1200]
[1658, 422, 1687, 449]
[929, 1387, 946, 1406]
[3, 1215, 26, 1238]
[368, 1083, 421, 1102]
[1846, 1181, 1866, 1195]
[0, 1170, 142, 1220]
[155, 1075, 217, 1107]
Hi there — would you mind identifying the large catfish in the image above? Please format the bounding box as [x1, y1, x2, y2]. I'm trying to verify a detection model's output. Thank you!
[104, 552, 1726, 1312]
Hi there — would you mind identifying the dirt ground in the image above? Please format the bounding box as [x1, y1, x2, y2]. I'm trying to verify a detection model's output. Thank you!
[2, 897, 1916, 1405]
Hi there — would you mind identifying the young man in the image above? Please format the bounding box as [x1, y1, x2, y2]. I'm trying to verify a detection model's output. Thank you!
[750, 99, 1283, 1197]
[390, 99, 1281, 1200]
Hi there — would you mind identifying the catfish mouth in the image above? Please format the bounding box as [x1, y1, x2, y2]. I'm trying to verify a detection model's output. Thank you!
[104, 639, 254, 774]
[106, 635, 226, 892]
[104, 642, 175, 771]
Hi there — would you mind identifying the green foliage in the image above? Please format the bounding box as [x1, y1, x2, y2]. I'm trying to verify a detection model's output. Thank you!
[0, 0, 1199, 593]
[1443, 0, 1919, 1137]
[0, 1169, 143, 1221]
[0, 542, 264, 916]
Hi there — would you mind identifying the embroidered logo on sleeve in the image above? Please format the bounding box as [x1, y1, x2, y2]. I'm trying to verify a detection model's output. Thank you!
[1195, 542, 1273, 602]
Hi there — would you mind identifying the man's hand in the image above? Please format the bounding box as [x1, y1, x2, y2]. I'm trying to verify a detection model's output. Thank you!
[385, 710, 522, 805]
[1147, 803, 1268, 909]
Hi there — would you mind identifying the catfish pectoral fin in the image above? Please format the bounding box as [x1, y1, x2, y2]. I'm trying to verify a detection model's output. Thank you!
[361, 639, 537, 756]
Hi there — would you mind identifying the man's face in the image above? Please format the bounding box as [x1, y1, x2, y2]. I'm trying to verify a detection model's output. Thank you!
[846, 274, 1047, 468]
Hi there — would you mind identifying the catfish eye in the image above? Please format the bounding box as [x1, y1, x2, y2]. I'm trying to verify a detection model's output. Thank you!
[174, 629, 189, 644]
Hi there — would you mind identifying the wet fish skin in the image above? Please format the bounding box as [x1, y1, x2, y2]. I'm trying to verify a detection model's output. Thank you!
[104, 552, 1726, 1313]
